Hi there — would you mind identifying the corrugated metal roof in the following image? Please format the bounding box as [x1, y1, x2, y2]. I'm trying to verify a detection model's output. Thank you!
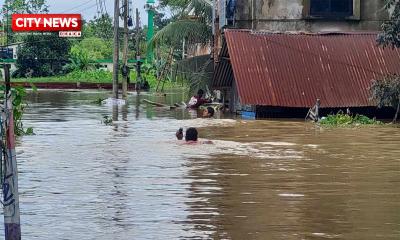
[213, 38, 234, 88]
[215, 29, 400, 108]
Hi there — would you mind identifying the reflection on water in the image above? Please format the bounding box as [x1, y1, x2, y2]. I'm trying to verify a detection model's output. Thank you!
[0, 90, 399, 240]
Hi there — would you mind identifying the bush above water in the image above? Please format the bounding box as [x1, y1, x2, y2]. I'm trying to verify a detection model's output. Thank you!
[319, 113, 383, 126]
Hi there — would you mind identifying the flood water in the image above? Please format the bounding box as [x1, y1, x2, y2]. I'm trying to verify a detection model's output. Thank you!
[1, 90, 399, 240]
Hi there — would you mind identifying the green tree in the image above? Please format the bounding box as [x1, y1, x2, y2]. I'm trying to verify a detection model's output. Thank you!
[2, 0, 48, 44]
[370, 75, 400, 123]
[151, 0, 212, 48]
[74, 37, 112, 60]
[65, 37, 113, 71]
[15, 34, 71, 77]
[2, 0, 48, 13]
[378, 0, 400, 48]
[374, 1, 400, 123]
[83, 14, 113, 40]
[149, 0, 213, 93]
[154, 12, 172, 30]
[65, 45, 91, 71]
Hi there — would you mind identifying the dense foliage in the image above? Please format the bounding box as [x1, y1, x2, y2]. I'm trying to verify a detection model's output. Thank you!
[375, 1, 400, 123]
[151, 0, 212, 47]
[0, 85, 34, 136]
[64, 37, 112, 72]
[370, 75, 400, 123]
[15, 34, 71, 77]
[378, 0, 400, 48]
[1, 0, 48, 44]
[83, 14, 113, 41]
[320, 113, 383, 126]
[2, 0, 48, 14]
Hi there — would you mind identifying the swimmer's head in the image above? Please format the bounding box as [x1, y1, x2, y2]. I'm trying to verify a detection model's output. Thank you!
[185, 127, 198, 141]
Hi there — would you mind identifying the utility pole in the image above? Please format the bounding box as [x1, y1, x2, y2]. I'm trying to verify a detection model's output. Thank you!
[2, 64, 21, 240]
[145, 0, 155, 62]
[122, 0, 129, 98]
[4, 0, 9, 47]
[135, 8, 141, 90]
[112, 0, 120, 99]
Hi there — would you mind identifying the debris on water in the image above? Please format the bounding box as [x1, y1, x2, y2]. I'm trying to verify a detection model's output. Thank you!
[102, 115, 113, 125]
[102, 98, 126, 106]
[25, 127, 35, 135]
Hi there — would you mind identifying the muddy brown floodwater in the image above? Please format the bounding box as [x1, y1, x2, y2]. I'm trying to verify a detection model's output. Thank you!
[0, 90, 399, 240]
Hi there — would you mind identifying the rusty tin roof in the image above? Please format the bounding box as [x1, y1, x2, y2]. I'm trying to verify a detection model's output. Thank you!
[214, 29, 400, 108]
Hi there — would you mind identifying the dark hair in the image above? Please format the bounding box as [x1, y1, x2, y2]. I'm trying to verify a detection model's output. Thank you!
[197, 89, 204, 96]
[207, 107, 215, 117]
[185, 127, 198, 141]
[176, 128, 183, 140]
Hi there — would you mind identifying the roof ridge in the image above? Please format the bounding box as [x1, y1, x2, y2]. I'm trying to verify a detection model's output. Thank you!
[225, 29, 379, 36]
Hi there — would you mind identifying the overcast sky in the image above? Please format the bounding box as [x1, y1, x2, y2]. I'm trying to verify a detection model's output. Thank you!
[0, 0, 153, 26]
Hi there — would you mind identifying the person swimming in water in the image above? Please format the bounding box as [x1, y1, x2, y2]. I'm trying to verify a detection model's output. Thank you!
[176, 128, 183, 140]
[185, 127, 198, 142]
[176, 127, 212, 144]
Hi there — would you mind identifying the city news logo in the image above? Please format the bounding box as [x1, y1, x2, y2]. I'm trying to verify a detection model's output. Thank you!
[11, 14, 82, 37]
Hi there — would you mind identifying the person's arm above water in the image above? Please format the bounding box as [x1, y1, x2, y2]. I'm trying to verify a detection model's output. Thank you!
[194, 98, 212, 108]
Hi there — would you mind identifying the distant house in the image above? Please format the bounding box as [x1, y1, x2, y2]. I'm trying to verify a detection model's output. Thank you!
[94, 59, 114, 72]
[0, 42, 23, 79]
[213, 30, 400, 117]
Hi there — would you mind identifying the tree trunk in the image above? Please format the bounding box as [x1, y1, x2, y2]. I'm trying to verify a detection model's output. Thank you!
[393, 100, 400, 124]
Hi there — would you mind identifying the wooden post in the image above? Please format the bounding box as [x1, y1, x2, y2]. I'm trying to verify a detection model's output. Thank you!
[393, 98, 400, 123]
[112, 0, 120, 99]
[3, 64, 21, 240]
[122, 0, 129, 98]
[315, 98, 320, 122]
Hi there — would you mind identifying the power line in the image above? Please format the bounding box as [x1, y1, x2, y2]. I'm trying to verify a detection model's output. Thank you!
[95, 0, 100, 17]
[68, 3, 99, 16]
[61, 0, 95, 13]
[103, 0, 108, 15]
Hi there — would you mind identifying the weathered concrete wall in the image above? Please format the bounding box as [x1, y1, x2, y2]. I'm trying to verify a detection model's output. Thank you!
[235, 0, 388, 32]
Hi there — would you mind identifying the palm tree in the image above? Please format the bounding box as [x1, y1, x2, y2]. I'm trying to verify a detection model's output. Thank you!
[151, 0, 213, 48]
[150, 0, 214, 93]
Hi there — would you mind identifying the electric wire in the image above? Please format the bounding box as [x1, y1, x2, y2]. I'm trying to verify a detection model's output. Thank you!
[61, 0, 95, 13]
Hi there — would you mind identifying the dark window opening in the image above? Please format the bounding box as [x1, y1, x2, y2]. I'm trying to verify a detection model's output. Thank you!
[310, 0, 353, 18]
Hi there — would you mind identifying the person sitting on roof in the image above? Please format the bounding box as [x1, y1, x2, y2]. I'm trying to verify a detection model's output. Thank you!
[187, 89, 211, 109]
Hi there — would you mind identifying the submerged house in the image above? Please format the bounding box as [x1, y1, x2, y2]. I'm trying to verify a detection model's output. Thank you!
[213, 30, 400, 117]
[212, 0, 400, 117]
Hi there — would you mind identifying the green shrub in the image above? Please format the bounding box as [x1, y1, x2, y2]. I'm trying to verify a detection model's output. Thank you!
[0, 86, 34, 136]
[319, 113, 383, 126]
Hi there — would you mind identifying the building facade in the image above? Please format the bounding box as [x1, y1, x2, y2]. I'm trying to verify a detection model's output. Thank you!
[233, 0, 388, 32]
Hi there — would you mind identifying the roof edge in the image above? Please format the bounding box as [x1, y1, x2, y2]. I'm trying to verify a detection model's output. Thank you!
[224, 29, 379, 36]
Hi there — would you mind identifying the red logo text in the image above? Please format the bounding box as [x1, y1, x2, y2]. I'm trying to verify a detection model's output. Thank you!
[11, 14, 82, 32]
